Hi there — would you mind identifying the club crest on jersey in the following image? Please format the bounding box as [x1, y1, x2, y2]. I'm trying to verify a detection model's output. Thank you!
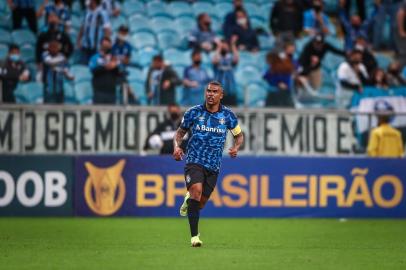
[219, 118, 225, 125]
[198, 116, 205, 122]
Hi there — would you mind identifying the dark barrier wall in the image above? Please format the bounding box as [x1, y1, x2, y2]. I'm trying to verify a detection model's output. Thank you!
[0, 156, 74, 216]
[74, 156, 406, 218]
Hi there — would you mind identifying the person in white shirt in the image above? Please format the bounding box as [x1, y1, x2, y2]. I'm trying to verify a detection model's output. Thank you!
[337, 49, 369, 108]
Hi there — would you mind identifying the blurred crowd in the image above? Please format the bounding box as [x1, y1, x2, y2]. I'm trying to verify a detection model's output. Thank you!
[0, 0, 406, 109]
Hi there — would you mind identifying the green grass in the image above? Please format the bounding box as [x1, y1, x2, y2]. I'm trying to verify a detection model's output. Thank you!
[0, 218, 405, 270]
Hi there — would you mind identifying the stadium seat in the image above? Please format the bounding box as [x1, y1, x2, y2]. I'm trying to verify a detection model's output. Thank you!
[130, 31, 157, 50]
[0, 13, 12, 30]
[70, 15, 82, 31]
[74, 81, 93, 105]
[258, 35, 274, 51]
[128, 15, 153, 33]
[244, 2, 261, 18]
[238, 51, 263, 69]
[14, 82, 44, 104]
[322, 53, 345, 73]
[246, 82, 268, 107]
[235, 66, 262, 87]
[214, 2, 233, 19]
[174, 16, 196, 35]
[111, 15, 128, 32]
[150, 16, 176, 33]
[11, 29, 36, 46]
[71, 1, 82, 16]
[71, 65, 92, 83]
[375, 54, 392, 70]
[63, 81, 76, 104]
[127, 67, 144, 82]
[133, 47, 159, 67]
[167, 2, 194, 18]
[122, 1, 145, 18]
[20, 44, 35, 62]
[163, 48, 190, 66]
[157, 30, 182, 50]
[192, 2, 214, 16]
[128, 80, 147, 105]
[0, 29, 12, 45]
[0, 43, 8, 59]
[251, 16, 268, 32]
[146, 1, 169, 17]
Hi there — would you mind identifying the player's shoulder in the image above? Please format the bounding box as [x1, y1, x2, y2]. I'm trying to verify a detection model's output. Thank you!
[184, 104, 204, 116]
[221, 105, 237, 118]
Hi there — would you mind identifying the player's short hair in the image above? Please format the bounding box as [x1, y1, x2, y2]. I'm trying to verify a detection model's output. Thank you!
[152, 54, 164, 62]
[207, 81, 223, 91]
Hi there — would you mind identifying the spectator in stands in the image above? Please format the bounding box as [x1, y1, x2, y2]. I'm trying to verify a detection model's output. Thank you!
[89, 37, 119, 104]
[354, 35, 378, 77]
[212, 37, 239, 106]
[183, 50, 211, 105]
[102, 0, 120, 17]
[373, 0, 402, 50]
[36, 12, 73, 65]
[231, 9, 259, 52]
[367, 100, 404, 158]
[77, 0, 111, 65]
[189, 13, 219, 53]
[298, 34, 344, 90]
[37, 0, 71, 33]
[339, 1, 380, 51]
[340, 0, 366, 22]
[143, 103, 187, 155]
[145, 55, 182, 105]
[112, 25, 132, 67]
[387, 61, 406, 86]
[395, 2, 406, 68]
[270, 0, 304, 40]
[223, 0, 244, 41]
[0, 44, 30, 103]
[303, 0, 332, 36]
[263, 43, 297, 107]
[337, 49, 369, 108]
[7, 0, 38, 33]
[42, 40, 73, 104]
[371, 68, 389, 90]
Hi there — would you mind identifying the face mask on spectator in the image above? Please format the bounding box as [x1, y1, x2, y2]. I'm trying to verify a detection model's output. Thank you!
[9, 54, 20, 62]
[221, 48, 228, 56]
[118, 34, 128, 42]
[237, 18, 247, 27]
[355, 44, 365, 51]
[313, 4, 322, 12]
[204, 21, 211, 29]
[193, 59, 201, 65]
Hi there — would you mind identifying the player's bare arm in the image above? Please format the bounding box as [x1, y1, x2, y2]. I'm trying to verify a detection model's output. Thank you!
[229, 132, 244, 158]
[173, 128, 187, 161]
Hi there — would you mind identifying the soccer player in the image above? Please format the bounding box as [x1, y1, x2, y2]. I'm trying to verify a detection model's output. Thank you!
[172, 81, 244, 247]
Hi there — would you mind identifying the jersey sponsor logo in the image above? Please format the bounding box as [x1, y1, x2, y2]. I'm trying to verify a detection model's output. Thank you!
[195, 124, 226, 134]
[84, 159, 126, 216]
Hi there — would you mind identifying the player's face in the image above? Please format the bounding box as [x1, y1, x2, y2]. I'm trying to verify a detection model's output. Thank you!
[205, 84, 223, 106]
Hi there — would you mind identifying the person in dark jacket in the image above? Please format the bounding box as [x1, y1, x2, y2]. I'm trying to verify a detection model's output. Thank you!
[145, 55, 182, 105]
[231, 9, 259, 52]
[298, 34, 345, 90]
[270, 0, 304, 38]
[222, 0, 244, 41]
[143, 103, 187, 155]
[353, 35, 378, 78]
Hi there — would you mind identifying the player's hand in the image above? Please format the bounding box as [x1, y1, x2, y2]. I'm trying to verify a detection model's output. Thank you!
[173, 146, 184, 161]
[228, 147, 238, 158]
[162, 80, 171, 90]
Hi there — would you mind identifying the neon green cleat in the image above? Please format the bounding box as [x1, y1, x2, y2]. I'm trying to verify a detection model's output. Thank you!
[191, 234, 203, 247]
[179, 192, 190, 217]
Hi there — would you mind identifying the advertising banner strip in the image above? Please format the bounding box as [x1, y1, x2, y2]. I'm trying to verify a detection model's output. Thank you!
[74, 156, 406, 218]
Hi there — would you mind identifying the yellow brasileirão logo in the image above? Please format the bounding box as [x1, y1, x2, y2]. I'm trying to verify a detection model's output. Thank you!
[84, 159, 126, 216]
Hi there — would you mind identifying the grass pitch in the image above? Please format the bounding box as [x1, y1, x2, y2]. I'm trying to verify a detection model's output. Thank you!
[0, 218, 405, 270]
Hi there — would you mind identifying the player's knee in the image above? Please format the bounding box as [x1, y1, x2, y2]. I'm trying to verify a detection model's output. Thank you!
[189, 185, 202, 201]
[199, 196, 209, 209]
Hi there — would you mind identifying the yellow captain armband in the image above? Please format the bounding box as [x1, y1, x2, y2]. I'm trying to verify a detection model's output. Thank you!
[230, 124, 242, 136]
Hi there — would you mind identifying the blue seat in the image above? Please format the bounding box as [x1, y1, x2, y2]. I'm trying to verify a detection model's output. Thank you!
[244, 3, 261, 18]
[71, 65, 92, 83]
[133, 47, 159, 67]
[238, 51, 263, 69]
[157, 30, 181, 50]
[246, 82, 268, 107]
[20, 44, 35, 62]
[127, 67, 144, 82]
[122, 1, 145, 18]
[375, 54, 392, 70]
[322, 53, 345, 72]
[0, 13, 12, 30]
[14, 82, 44, 104]
[258, 35, 274, 51]
[168, 2, 194, 17]
[71, 1, 82, 16]
[63, 81, 76, 104]
[150, 16, 175, 33]
[0, 43, 8, 59]
[129, 81, 147, 105]
[74, 81, 93, 105]
[128, 15, 153, 33]
[0, 29, 12, 45]
[163, 49, 190, 66]
[11, 29, 36, 46]
[235, 66, 262, 86]
[130, 31, 157, 50]
[111, 15, 128, 31]
[214, 2, 233, 19]
[146, 1, 168, 17]
[70, 15, 82, 31]
[174, 16, 196, 35]
[192, 2, 214, 16]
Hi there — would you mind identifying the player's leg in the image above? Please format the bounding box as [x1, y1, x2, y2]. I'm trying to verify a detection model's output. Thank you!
[199, 169, 219, 209]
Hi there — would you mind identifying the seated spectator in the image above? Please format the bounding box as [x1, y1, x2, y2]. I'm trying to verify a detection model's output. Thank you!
[387, 62, 406, 87]
[77, 0, 111, 65]
[112, 25, 132, 67]
[183, 50, 211, 105]
[303, 0, 332, 36]
[102, 0, 121, 18]
[42, 40, 74, 104]
[0, 44, 30, 103]
[231, 9, 259, 52]
[37, 0, 71, 32]
[36, 13, 73, 73]
[395, 2, 406, 68]
[7, 0, 38, 33]
[263, 43, 297, 107]
[270, 0, 304, 39]
[212, 37, 239, 106]
[188, 13, 218, 53]
[370, 68, 389, 90]
[145, 55, 182, 105]
[354, 35, 378, 78]
[298, 34, 344, 90]
[340, 0, 366, 22]
[337, 49, 369, 108]
[223, 0, 244, 41]
[89, 37, 119, 104]
[339, 1, 380, 51]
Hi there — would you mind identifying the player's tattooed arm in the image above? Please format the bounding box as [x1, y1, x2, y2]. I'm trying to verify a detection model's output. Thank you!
[229, 132, 244, 158]
[173, 128, 187, 161]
